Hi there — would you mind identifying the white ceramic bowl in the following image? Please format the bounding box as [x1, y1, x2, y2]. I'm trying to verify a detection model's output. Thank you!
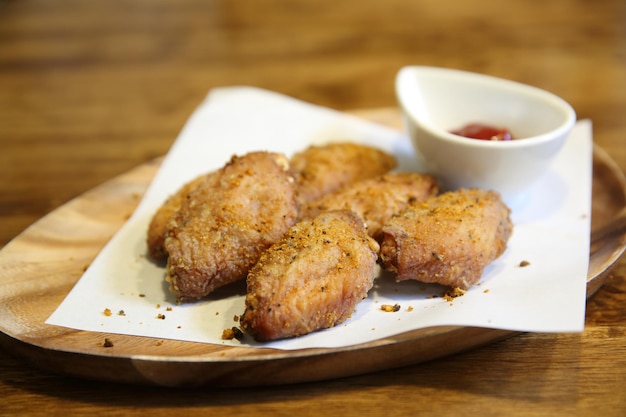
[395, 66, 576, 204]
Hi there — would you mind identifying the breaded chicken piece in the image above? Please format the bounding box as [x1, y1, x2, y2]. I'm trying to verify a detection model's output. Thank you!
[146, 173, 210, 260]
[240, 210, 380, 342]
[298, 172, 439, 240]
[289, 142, 396, 205]
[164, 151, 298, 301]
[379, 188, 512, 290]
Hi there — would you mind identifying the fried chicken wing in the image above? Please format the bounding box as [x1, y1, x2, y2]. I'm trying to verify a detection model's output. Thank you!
[164, 151, 298, 301]
[146, 173, 210, 260]
[289, 142, 396, 205]
[379, 188, 512, 290]
[298, 172, 439, 239]
[240, 210, 380, 342]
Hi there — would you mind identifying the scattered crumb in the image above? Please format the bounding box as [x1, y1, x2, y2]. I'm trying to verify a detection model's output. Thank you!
[483, 289, 490, 294]
[407, 306, 414, 312]
[443, 287, 466, 302]
[139, 294, 146, 298]
[215, 311, 219, 316]
[166, 307, 173, 311]
[117, 310, 126, 316]
[157, 313, 166, 320]
[103, 338, 114, 348]
[519, 260, 531, 267]
[221, 327, 244, 341]
[156, 304, 161, 309]
[233, 315, 240, 322]
[381, 303, 401, 312]
[155, 340, 164, 346]
[103, 308, 112, 317]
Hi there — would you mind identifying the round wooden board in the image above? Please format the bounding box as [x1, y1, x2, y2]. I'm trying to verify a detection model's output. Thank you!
[0, 109, 624, 387]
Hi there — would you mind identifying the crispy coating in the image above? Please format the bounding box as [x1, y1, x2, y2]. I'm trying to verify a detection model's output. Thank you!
[289, 142, 396, 205]
[240, 210, 380, 342]
[379, 188, 513, 290]
[164, 151, 298, 301]
[298, 172, 439, 240]
[146, 174, 210, 260]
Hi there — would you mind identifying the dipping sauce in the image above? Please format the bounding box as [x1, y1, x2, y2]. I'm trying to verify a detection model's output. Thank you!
[451, 123, 514, 141]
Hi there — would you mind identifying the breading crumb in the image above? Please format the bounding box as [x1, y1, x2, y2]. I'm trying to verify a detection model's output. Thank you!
[103, 338, 114, 348]
[443, 287, 466, 302]
[519, 260, 531, 267]
[381, 303, 401, 312]
[221, 327, 245, 341]
[103, 308, 112, 317]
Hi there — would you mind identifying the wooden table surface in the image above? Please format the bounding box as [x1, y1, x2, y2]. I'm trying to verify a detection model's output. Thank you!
[1, 0, 625, 415]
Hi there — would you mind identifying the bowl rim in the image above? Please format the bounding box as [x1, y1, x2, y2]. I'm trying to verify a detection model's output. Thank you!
[396, 65, 577, 149]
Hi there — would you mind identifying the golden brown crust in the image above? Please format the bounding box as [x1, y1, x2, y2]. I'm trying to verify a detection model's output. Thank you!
[289, 142, 396, 205]
[146, 174, 211, 260]
[164, 151, 298, 301]
[240, 210, 380, 342]
[379, 188, 513, 290]
[298, 172, 439, 240]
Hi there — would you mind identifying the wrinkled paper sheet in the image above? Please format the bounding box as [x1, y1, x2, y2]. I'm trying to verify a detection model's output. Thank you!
[47, 87, 592, 350]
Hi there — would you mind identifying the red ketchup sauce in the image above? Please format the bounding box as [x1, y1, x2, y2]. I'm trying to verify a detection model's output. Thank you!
[450, 123, 514, 141]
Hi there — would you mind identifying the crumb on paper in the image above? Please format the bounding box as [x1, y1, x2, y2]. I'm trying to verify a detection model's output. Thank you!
[407, 306, 414, 312]
[103, 308, 112, 317]
[519, 260, 531, 267]
[221, 327, 244, 341]
[157, 313, 166, 320]
[381, 303, 401, 312]
[483, 289, 490, 294]
[117, 310, 126, 316]
[233, 315, 240, 322]
[443, 287, 466, 302]
[103, 338, 114, 348]
[139, 294, 146, 298]
[166, 307, 173, 311]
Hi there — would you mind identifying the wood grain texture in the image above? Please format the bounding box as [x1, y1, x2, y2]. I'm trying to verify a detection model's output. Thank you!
[1, 0, 625, 415]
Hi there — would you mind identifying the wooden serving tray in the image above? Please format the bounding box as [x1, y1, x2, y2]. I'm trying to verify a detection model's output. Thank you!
[0, 109, 624, 387]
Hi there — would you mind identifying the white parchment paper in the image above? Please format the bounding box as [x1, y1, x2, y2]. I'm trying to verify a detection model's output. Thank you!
[46, 87, 592, 350]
